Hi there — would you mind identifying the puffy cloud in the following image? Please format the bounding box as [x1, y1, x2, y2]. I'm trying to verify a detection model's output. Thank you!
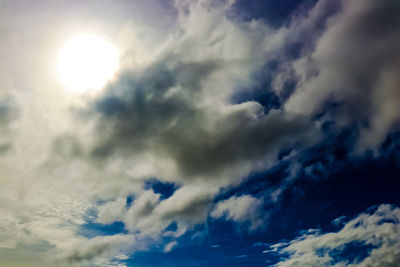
[64, 234, 133, 265]
[284, 0, 400, 151]
[90, 0, 316, 187]
[211, 195, 266, 230]
[122, 185, 216, 238]
[273, 204, 400, 266]
[96, 197, 127, 224]
[77, 0, 316, 247]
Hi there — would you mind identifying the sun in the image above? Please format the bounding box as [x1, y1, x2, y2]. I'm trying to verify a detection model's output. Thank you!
[57, 34, 119, 92]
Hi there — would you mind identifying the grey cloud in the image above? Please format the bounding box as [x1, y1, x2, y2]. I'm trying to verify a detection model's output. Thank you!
[91, 56, 315, 183]
[87, 53, 315, 239]
[65, 234, 130, 264]
[284, 0, 400, 150]
[0, 98, 17, 155]
[79, 0, 319, 245]
[92, 59, 216, 158]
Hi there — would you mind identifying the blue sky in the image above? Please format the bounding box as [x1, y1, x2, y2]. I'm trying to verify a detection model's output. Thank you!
[1, 0, 400, 266]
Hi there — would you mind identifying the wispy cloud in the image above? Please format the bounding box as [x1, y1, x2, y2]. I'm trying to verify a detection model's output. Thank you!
[273, 204, 400, 266]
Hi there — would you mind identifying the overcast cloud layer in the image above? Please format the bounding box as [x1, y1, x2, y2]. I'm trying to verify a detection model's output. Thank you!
[1, 0, 400, 266]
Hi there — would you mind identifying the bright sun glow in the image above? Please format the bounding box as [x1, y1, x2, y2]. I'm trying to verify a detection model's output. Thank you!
[57, 34, 119, 92]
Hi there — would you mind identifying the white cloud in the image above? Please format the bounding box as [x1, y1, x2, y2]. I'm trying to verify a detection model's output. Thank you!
[211, 195, 265, 230]
[164, 241, 178, 253]
[63, 234, 134, 265]
[273, 204, 400, 266]
[96, 197, 127, 224]
[283, 0, 400, 151]
[121, 185, 216, 239]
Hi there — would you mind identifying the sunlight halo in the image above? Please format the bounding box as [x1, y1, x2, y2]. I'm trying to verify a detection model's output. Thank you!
[57, 34, 119, 93]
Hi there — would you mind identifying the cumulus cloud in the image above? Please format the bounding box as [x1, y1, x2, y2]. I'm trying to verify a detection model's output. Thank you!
[283, 0, 400, 151]
[118, 185, 216, 238]
[211, 195, 266, 230]
[64, 234, 133, 265]
[90, 2, 316, 186]
[96, 197, 127, 224]
[272, 204, 400, 266]
[74, 0, 317, 246]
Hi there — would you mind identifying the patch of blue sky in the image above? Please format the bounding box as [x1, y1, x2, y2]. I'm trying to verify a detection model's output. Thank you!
[77, 201, 127, 238]
[144, 178, 179, 200]
[328, 241, 376, 265]
[77, 221, 127, 239]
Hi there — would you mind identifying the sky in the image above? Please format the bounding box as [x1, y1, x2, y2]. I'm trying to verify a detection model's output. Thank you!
[1, 0, 400, 266]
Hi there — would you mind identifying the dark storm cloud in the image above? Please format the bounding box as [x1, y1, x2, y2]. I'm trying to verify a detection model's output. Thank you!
[90, 55, 315, 182]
